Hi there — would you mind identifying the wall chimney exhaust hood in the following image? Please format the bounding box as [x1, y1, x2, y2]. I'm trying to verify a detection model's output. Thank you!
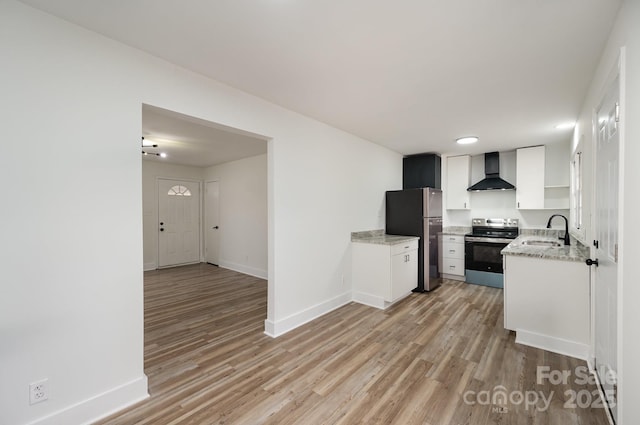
[467, 152, 515, 191]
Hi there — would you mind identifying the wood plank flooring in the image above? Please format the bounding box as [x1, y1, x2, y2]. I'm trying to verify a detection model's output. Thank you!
[95, 263, 609, 425]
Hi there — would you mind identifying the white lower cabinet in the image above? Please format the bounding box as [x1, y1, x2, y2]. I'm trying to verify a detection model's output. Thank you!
[503, 255, 590, 359]
[440, 234, 465, 280]
[352, 239, 419, 309]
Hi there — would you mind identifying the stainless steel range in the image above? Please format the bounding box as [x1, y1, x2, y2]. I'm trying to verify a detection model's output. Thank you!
[465, 218, 519, 288]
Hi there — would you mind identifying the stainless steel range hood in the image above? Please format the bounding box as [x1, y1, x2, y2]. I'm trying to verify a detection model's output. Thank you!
[467, 152, 515, 191]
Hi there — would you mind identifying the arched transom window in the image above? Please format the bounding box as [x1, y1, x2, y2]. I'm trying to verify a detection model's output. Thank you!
[168, 185, 192, 196]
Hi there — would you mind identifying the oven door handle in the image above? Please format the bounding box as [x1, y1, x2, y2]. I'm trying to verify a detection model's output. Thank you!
[465, 236, 515, 244]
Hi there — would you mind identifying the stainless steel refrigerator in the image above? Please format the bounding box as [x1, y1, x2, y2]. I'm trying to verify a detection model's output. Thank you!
[385, 188, 443, 292]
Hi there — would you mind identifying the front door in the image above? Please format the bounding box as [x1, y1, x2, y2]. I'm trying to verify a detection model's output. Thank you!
[205, 181, 220, 265]
[594, 69, 620, 422]
[158, 179, 200, 267]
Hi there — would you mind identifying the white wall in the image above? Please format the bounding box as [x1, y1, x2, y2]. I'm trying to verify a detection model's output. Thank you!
[266, 124, 402, 335]
[0, 2, 402, 424]
[142, 160, 205, 270]
[573, 1, 640, 423]
[204, 154, 268, 279]
[443, 141, 570, 229]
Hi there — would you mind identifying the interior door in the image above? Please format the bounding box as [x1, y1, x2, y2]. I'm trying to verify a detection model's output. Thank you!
[205, 181, 220, 265]
[158, 179, 200, 267]
[594, 72, 620, 422]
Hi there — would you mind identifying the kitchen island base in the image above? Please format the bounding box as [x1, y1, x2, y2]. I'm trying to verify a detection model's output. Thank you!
[503, 254, 589, 360]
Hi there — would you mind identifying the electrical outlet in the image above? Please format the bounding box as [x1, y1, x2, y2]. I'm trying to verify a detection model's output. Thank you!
[29, 379, 48, 405]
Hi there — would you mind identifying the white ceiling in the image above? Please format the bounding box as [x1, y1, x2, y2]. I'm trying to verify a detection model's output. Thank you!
[22, 0, 621, 157]
[141, 105, 267, 168]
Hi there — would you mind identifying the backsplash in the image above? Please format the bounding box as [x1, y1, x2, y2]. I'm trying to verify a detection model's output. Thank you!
[520, 228, 565, 238]
[445, 190, 569, 229]
[442, 226, 471, 234]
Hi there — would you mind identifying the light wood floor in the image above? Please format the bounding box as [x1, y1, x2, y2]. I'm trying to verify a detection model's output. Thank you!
[95, 263, 609, 425]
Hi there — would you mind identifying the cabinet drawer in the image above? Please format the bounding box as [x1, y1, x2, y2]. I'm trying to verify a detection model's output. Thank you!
[443, 258, 465, 276]
[390, 240, 419, 255]
[443, 243, 464, 259]
[443, 234, 464, 244]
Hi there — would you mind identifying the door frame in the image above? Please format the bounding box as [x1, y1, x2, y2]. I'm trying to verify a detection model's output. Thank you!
[155, 176, 204, 268]
[589, 47, 625, 424]
[204, 180, 220, 266]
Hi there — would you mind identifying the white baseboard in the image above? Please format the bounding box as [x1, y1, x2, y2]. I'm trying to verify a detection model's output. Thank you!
[264, 318, 276, 336]
[352, 291, 386, 309]
[440, 273, 466, 282]
[352, 291, 411, 310]
[219, 260, 267, 280]
[143, 262, 157, 271]
[26, 375, 149, 425]
[515, 329, 589, 360]
[264, 291, 351, 338]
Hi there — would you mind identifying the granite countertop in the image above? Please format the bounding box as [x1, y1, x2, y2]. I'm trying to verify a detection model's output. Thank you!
[440, 226, 471, 236]
[351, 229, 419, 246]
[501, 234, 589, 262]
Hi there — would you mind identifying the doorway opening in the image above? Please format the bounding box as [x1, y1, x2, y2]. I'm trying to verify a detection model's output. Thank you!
[141, 103, 269, 274]
[205, 180, 220, 266]
[140, 103, 271, 385]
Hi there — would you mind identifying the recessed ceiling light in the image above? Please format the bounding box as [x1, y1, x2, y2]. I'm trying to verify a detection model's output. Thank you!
[555, 122, 576, 130]
[456, 136, 479, 145]
[160, 152, 167, 158]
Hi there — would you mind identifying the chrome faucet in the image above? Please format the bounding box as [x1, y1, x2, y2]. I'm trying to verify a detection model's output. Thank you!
[546, 214, 570, 246]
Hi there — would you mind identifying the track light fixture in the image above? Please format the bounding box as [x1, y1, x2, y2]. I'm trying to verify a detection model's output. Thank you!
[141, 136, 158, 148]
[141, 136, 167, 158]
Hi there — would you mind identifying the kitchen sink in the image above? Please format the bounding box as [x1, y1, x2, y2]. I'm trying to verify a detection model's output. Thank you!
[520, 239, 563, 247]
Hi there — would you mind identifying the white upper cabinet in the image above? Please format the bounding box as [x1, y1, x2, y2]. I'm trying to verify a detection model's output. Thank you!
[516, 146, 545, 209]
[446, 155, 471, 210]
[516, 144, 570, 210]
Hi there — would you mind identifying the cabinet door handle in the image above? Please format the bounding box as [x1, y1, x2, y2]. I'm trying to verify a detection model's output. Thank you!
[517, 201, 520, 208]
[464, 202, 467, 209]
[449, 249, 455, 253]
[449, 265, 456, 269]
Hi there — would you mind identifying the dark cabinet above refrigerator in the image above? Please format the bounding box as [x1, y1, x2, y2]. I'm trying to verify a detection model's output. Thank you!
[403, 153, 441, 189]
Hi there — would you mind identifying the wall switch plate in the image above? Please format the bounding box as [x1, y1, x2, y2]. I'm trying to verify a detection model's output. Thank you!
[29, 379, 48, 405]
